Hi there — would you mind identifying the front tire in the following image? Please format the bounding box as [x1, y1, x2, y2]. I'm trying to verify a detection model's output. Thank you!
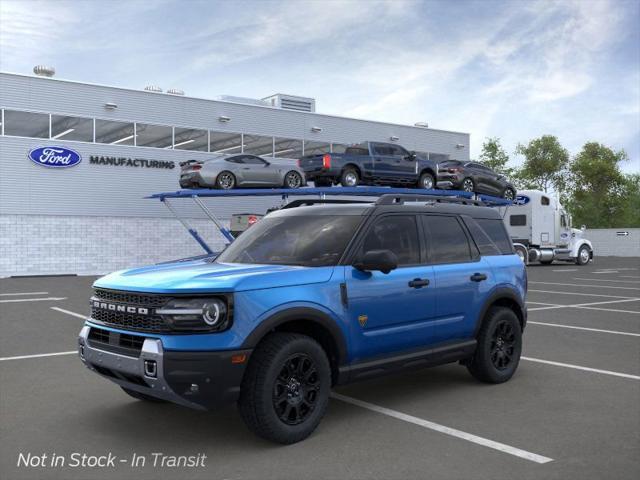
[503, 187, 516, 201]
[467, 307, 522, 384]
[417, 172, 435, 190]
[576, 245, 591, 265]
[216, 171, 236, 190]
[238, 333, 331, 444]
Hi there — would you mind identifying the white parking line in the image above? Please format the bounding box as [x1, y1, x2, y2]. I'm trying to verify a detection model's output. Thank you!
[529, 281, 640, 291]
[0, 297, 67, 303]
[593, 271, 619, 274]
[0, 351, 76, 362]
[552, 269, 577, 272]
[51, 307, 87, 319]
[526, 302, 560, 306]
[0, 291, 49, 296]
[528, 321, 640, 337]
[331, 393, 553, 464]
[529, 289, 637, 299]
[573, 278, 640, 284]
[527, 297, 640, 312]
[522, 357, 640, 381]
[621, 275, 640, 279]
[575, 306, 640, 315]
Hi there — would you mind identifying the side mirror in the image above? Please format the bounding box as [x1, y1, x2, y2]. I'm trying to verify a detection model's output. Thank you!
[406, 151, 417, 161]
[353, 249, 398, 274]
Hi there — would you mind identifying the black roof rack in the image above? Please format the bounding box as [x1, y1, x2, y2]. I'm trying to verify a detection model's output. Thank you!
[280, 199, 372, 209]
[375, 194, 487, 207]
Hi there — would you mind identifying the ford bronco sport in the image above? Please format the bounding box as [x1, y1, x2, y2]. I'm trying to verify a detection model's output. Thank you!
[78, 194, 526, 444]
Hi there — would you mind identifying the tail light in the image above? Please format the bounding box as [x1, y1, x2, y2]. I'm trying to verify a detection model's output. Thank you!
[191, 165, 202, 171]
[447, 167, 460, 173]
[297, 159, 301, 167]
[247, 215, 258, 226]
[322, 154, 331, 169]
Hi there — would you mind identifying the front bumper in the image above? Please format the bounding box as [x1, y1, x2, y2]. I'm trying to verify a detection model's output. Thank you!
[78, 325, 251, 410]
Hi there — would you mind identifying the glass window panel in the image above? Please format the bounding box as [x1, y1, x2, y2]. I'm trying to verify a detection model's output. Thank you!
[173, 127, 208, 151]
[210, 131, 243, 154]
[95, 119, 135, 145]
[243, 134, 274, 156]
[4, 110, 49, 138]
[304, 140, 331, 156]
[135, 123, 173, 148]
[51, 115, 93, 142]
[273, 137, 303, 159]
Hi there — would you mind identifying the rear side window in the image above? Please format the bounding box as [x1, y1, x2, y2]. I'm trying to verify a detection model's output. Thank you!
[423, 216, 472, 264]
[360, 216, 420, 265]
[345, 147, 369, 155]
[510, 215, 526, 226]
[466, 218, 513, 255]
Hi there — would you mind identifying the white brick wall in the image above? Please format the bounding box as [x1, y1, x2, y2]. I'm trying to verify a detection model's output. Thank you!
[587, 228, 640, 257]
[0, 214, 229, 277]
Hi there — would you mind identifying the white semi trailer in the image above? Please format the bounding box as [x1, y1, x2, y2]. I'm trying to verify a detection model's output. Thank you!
[500, 190, 593, 265]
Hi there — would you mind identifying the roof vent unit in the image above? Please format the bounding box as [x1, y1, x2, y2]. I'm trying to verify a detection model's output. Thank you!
[144, 85, 163, 93]
[33, 65, 55, 77]
[414, 122, 429, 128]
[216, 95, 270, 107]
[262, 94, 316, 113]
[167, 88, 185, 96]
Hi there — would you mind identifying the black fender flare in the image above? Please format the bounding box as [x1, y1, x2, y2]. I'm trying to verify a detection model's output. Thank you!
[240, 307, 348, 364]
[473, 287, 527, 336]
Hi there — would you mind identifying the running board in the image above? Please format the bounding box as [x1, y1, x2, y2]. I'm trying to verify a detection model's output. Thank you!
[337, 340, 477, 384]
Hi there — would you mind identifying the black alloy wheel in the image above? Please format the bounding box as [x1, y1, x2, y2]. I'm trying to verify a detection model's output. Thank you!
[462, 178, 475, 192]
[216, 171, 236, 189]
[490, 320, 516, 370]
[273, 353, 320, 425]
[503, 188, 516, 200]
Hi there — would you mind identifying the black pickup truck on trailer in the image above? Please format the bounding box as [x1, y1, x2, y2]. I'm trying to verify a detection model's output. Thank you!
[298, 141, 444, 189]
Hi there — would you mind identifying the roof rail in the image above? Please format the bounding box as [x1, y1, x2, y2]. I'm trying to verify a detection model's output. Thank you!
[280, 199, 372, 209]
[375, 194, 487, 207]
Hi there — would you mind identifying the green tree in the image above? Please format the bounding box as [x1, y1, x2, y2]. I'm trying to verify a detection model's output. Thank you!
[515, 135, 570, 193]
[479, 137, 511, 173]
[566, 142, 632, 228]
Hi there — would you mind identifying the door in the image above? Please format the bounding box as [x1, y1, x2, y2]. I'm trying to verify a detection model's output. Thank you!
[422, 215, 495, 341]
[345, 215, 436, 361]
[239, 155, 280, 185]
[370, 143, 397, 180]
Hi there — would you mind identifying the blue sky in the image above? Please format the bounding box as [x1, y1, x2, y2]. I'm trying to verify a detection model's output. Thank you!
[1, 0, 638, 172]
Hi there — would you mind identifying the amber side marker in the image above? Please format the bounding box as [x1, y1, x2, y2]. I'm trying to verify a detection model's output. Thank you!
[231, 354, 247, 364]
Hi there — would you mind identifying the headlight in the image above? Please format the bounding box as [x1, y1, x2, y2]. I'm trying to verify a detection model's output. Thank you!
[156, 297, 230, 332]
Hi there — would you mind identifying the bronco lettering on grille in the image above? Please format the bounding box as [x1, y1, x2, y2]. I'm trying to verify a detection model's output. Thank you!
[92, 300, 149, 315]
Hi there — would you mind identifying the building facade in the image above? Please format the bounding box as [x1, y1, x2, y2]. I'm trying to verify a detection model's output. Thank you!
[0, 72, 470, 276]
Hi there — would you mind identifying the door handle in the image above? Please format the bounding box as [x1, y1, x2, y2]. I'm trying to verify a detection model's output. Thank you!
[408, 278, 430, 288]
[470, 273, 487, 282]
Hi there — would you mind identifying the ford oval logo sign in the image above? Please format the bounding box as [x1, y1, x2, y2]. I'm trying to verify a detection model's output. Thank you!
[28, 146, 82, 168]
[514, 195, 530, 205]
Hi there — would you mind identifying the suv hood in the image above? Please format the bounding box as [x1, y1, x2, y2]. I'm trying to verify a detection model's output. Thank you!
[94, 259, 335, 294]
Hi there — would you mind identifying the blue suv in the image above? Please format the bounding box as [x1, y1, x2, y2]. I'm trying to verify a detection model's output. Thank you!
[78, 194, 527, 444]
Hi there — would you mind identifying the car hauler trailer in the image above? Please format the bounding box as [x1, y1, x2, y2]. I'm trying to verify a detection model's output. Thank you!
[501, 190, 593, 266]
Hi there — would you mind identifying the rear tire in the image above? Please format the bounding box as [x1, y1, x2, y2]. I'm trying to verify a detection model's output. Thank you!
[340, 168, 359, 187]
[216, 171, 236, 190]
[283, 171, 303, 189]
[576, 245, 591, 265]
[462, 177, 475, 192]
[238, 333, 331, 444]
[467, 307, 522, 384]
[121, 387, 166, 403]
[503, 187, 516, 200]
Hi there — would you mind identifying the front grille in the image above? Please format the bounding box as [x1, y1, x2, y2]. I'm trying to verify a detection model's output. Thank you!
[93, 288, 169, 308]
[90, 288, 171, 333]
[88, 327, 147, 356]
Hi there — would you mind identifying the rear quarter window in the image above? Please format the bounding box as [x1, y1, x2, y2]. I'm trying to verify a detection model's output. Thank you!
[465, 218, 514, 255]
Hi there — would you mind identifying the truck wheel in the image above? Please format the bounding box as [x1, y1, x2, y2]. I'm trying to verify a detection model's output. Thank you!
[576, 245, 591, 265]
[503, 187, 516, 200]
[238, 333, 331, 444]
[467, 307, 522, 384]
[216, 171, 236, 189]
[514, 245, 528, 264]
[462, 178, 475, 192]
[418, 172, 435, 190]
[121, 387, 166, 403]
[340, 168, 359, 187]
[540, 260, 553, 265]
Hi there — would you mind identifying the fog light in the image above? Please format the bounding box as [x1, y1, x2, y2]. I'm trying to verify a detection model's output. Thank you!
[79, 345, 85, 360]
[144, 360, 157, 378]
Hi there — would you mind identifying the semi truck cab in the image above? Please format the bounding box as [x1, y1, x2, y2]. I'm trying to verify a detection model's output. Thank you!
[502, 190, 593, 265]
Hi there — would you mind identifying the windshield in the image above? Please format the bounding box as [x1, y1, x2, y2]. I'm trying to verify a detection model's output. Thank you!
[216, 215, 362, 267]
